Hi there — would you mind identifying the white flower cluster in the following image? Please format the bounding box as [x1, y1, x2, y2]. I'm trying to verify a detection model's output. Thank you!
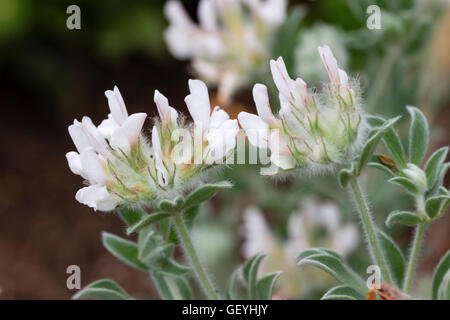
[66, 81, 238, 211]
[164, 0, 287, 103]
[238, 45, 365, 174]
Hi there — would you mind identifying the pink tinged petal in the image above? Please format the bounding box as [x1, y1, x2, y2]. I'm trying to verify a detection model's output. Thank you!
[68, 119, 91, 153]
[164, 0, 194, 27]
[293, 78, 309, 102]
[269, 131, 296, 170]
[209, 106, 230, 129]
[270, 57, 293, 100]
[252, 84, 277, 125]
[66, 151, 86, 178]
[238, 112, 269, 149]
[81, 117, 110, 156]
[218, 71, 241, 104]
[151, 126, 169, 187]
[75, 185, 118, 212]
[154, 90, 174, 126]
[104, 86, 128, 125]
[80, 147, 108, 185]
[98, 114, 120, 140]
[169, 107, 178, 126]
[198, 0, 218, 31]
[338, 69, 349, 87]
[318, 45, 339, 86]
[185, 79, 211, 132]
[110, 113, 147, 152]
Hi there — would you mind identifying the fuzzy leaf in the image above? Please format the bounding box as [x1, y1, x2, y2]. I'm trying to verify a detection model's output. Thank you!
[425, 196, 450, 220]
[297, 249, 367, 295]
[424, 147, 448, 191]
[321, 285, 364, 300]
[102, 232, 149, 271]
[437, 270, 450, 300]
[357, 116, 401, 175]
[127, 212, 172, 235]
[338, 166, 354, 188]
[296, 247, 343, 261]
[118, 207, 145, 226]
[256, 271, 282, 300]
[150, 271, 192, 300]
[432, 250, 450, 300]
[386, 211, 423, 228]
[368, 161, 394, 176]
[376, 228, 406, 288]
[427, 163, 450, 197]
[226, 268, 240, 300]
[407, 106, 429, 166]
[72, 279, 132, 300]
[242, 253, 267, 299]
[184, 181, 232, 209]
[158, 196, 185, 213]
[389, 177, 418, 196]
[158, 258, 191, 276]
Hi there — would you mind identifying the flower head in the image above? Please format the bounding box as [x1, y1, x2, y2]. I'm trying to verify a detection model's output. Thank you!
[164, 0, 287, 103]
[66, 81, 238, 211]
[238, 45, 364, 175]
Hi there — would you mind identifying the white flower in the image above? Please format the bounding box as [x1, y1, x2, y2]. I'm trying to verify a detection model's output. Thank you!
[75, 184, 118, 212]
[163, 0, 287, 103]
[238, 46, 364, 174]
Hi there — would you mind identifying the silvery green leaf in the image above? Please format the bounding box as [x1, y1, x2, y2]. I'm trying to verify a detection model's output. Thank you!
[321, 285, 364, 300]
[385, 211, 423, 228]
[118, 206, 145, 226]
[72, 279, 132, 300]
[297, 248, 367, 295]
[432, 250, 450, 300]
[376, 228, 405, 288]
[158, 258, 191, 276]
[150, 271, 192, 300]
[256, 271, 282, 300]
[127, 212, 172, 235]
[357, 116, 401, 175]
[368, 161, 394, 176]
[437, 270, 450, 300]
[424, 147, 449, 191]
[296, 247, 343, 261]
[226, 268, 240, 300]
[389, 176, 418, 196]
[407, 106, 429, 166]
[425, 195, 450, 220]
[183, 181, 232, 209]
[428, 163, 450, 197]
[158, 196, 185, 213]
[102, 232, 149, 271]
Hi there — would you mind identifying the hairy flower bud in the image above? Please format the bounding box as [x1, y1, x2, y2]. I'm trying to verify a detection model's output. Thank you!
[239, 45, 365, 175]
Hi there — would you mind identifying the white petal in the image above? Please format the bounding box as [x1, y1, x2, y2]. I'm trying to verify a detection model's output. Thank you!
[152, 126, 169, 187]
[338, 68, 349, 87]
[206, 119, 239, 162]
[259, 0, 287, 25]
[104, 86, 128, 125]
[110, 113, 147, 152]
[209, 106, 229, 129]
[75, 185, 118, 212]
[270, 57, 292, 99]
[154, 90, 175, 126]
[318, 45, 340, 86]
[269, 131, 296, 170]
[185, 79, 211, 131]
[218, 71, 242, 104]
[68, 119, 91, 153]
[252, 84, 277, 125]
[238, 112, 269, 149]
[198, 0, 218, 31]
[80, 147, 108, 185]
[98, 114, 120, 140]
[164, 27, 193, 59]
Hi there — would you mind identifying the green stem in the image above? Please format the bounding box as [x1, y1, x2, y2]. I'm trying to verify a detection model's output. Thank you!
[350, 177, 393, 284]
[172, 213, 220, 300]
[403, 223, 426, 293]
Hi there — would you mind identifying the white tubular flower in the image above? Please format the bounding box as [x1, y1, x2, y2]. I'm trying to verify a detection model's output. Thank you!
[238, 46, 364, 174]
[75, 184, 118, 212]
[185, 79, 239, 163]
[163, 0, 287, 103]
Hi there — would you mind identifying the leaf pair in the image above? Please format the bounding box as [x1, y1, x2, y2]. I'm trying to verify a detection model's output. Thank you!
[227, 253, 282, 300]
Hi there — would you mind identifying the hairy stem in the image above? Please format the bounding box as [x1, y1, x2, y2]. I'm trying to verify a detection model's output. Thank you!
[350, 177, 393, 284]
[172, 212, 219, 300]
[403, 223, 425, 293]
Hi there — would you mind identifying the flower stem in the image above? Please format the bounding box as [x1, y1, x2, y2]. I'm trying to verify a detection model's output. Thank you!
[172, 212, 220, 300]
[403, 223, 425, 293]
[350, 177, 393, 284]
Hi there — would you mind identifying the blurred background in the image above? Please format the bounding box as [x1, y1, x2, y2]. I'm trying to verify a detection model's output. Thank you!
[0, 0, 449, 299]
